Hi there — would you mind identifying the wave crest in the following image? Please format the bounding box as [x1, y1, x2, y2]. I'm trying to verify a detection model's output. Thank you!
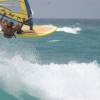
[0, 54, 100, 100]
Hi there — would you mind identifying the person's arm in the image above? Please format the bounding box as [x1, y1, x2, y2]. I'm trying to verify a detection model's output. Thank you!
[0, 16, 4, 25]
[0, 13, 6, 28]
[0, 13, 6, 22]
[0, 15, 4, 22]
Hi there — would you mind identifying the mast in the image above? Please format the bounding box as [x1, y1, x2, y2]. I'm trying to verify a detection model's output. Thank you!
[24, 0, 33, 28]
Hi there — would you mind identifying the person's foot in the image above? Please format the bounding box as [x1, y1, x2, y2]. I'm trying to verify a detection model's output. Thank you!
[30, 26, 33, 30]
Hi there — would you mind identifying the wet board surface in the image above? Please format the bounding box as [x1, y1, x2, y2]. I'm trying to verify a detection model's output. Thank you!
[16, 25, 57, 38]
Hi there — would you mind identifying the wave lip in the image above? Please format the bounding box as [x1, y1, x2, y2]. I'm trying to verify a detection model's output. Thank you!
[57, 27, 81, 34]
[0, 54, 100, 100]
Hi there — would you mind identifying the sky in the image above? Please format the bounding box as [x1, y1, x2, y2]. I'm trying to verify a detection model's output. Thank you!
[29, 0, 100, 19]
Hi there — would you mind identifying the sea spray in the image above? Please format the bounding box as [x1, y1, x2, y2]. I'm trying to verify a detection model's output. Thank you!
[0, 54, 100, 100]
[57, 27, 81, 34]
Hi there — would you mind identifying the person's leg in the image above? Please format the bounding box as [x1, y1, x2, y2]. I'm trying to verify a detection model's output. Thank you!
[17, 29, 23, 34]
[30, 25, 33, 30]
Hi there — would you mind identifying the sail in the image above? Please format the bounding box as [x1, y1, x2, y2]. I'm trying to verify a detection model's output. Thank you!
[0, 0, 33, 26]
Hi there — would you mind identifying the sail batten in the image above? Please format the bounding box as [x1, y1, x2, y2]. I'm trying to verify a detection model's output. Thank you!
[0, 0, 33, 26]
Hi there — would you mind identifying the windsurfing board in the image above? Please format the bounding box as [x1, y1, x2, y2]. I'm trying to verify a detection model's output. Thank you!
[16, 25, 57, 38]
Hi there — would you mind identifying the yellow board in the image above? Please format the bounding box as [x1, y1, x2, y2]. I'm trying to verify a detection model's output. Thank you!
[16, 25, 57, 38]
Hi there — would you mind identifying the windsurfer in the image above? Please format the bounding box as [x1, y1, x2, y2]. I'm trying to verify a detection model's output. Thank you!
[0, 13, 24, 38]
[0, 13, 16, 38]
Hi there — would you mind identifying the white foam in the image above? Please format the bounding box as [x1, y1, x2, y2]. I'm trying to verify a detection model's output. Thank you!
[57, 27, 81, 34]
[0, 54, 100, 100]
[48, 40, 61, 43]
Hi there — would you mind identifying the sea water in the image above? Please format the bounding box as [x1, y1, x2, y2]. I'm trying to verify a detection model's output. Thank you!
[0, 19, 100, 100]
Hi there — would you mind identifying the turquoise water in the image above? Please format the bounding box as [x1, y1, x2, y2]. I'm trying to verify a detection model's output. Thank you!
[0, 19, 100, 100]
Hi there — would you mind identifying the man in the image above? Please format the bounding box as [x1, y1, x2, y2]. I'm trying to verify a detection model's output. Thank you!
[0, 13, 24, 38]
[0, 14, 16, 38]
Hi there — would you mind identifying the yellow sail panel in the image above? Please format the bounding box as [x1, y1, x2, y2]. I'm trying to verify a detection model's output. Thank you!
[0, 0, 6, 2]
[19, 0, 27, 14]
[0, 0, 28, 22]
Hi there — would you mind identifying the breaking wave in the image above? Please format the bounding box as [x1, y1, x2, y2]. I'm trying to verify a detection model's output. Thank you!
[0, 50, 100, 100]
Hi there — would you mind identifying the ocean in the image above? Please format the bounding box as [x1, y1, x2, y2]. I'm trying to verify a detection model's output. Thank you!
[0, 19, 100, 100]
